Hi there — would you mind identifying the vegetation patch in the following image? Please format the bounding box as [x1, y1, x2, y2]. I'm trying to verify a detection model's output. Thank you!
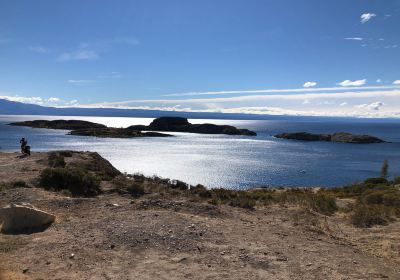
[0, 180, 28, 191]
[48, 152, 66, 168]
[350, 203, 395, 228]
[39, 167, 100, 196]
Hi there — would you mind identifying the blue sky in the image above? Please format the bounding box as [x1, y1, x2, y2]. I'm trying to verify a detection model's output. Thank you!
[1, 0, 400, 117]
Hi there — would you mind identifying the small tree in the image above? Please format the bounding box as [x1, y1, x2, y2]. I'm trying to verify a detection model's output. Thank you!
[381, 160, 389, 179]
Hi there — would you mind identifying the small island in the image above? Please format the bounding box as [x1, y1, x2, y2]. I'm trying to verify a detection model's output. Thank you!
[128, 117, 257, 136]
[9, 119, 107, 130]
[275, 132, 385, 144]
[10, 117, 257, 137]
[9, 119, 172, 138]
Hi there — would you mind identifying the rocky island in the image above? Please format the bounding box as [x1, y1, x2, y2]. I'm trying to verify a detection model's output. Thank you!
[9, 119, 172, 138]
[10, 117, 257, 137]
[9, 119, 107, 130]
[275, 132, 385, 144]
[128, 117, 257, 136]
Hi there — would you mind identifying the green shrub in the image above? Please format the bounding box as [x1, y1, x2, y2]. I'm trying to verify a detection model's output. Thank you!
[228, 192, 256, 210]
[350, 203, 395, 228]
[39, 167, 100, 196]
[394, 176, 400, 185]
[364, 177, 389, 185]
[0, 180, 28, 191]
[307, 193, 337, 216]
[58, 150, 73, 157]
[126, 182, 145, 197]
[170, 180, 189, 190]
[48, 152, 66, 168]
[211, 188, 237, 202]
[190, 184, 212, 198]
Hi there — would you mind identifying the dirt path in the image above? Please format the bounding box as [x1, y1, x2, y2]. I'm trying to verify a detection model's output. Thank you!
[0, 152, 399, 279]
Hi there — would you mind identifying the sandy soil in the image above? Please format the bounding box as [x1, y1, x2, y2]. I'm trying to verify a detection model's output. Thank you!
[0, 152, 399, 280]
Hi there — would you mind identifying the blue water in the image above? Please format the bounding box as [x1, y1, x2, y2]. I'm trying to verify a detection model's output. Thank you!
[1, 115, 400, 189]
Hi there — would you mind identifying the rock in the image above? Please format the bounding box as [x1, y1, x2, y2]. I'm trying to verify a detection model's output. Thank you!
[275, 132, 385, 144]
[0, 203, 55, 234]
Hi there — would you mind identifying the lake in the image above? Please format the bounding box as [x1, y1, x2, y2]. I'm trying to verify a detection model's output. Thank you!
[1, 115, 399, 189]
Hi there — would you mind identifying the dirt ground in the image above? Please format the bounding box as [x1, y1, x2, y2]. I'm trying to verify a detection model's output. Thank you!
[0, 152, 399, 279]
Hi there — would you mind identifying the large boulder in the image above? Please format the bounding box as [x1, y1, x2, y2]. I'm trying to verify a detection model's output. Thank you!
[0, 203, 55, 234]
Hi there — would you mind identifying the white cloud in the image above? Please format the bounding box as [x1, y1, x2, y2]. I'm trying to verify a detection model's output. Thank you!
[360, 13, 376, 23]
[393, 80, 400, 85]
[303, 81, 317, 88]
[57, 50, 98, 62]
[340, 102, 348, 106]
[344, 37, 363, 41]
[0, 95, 70, 106]
[337, 79, 366, 87]
[379, 38, 385, 41]
[67, 79, 94, 84]
[47, 97, 61, 103]
[27, 46, 48, 53]
[163, 84, 399, 97]
[376, 79, 382, 83]
[355, 101, 384, 111]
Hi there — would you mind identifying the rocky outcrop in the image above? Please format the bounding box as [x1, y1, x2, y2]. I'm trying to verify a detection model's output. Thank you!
[0, 203, 55, 233]
[9, 120, 106, 130]
[275, 132, 385, 144]
[128, 117, 257, 136]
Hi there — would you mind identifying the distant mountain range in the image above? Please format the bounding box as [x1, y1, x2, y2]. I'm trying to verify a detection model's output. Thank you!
[0, 98, 274, 120]
[0, 98, 394, 122]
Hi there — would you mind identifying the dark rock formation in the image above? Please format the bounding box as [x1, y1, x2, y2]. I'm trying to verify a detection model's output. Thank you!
[127, 117, 257, 136]
[275, 132, 385, 144]
[9, 120, 106, 130]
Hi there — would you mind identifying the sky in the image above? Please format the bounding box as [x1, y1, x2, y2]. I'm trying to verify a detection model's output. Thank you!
[1, 0, 400, 118]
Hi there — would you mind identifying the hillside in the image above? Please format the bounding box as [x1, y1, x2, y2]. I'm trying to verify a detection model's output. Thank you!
[0, 151, 399, 279]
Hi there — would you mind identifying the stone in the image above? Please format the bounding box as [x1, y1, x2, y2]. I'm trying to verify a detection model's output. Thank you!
[0, 203, 55, 234]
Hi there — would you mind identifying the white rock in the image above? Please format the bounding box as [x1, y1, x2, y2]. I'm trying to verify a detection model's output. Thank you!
[0, 203, 55, 233]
